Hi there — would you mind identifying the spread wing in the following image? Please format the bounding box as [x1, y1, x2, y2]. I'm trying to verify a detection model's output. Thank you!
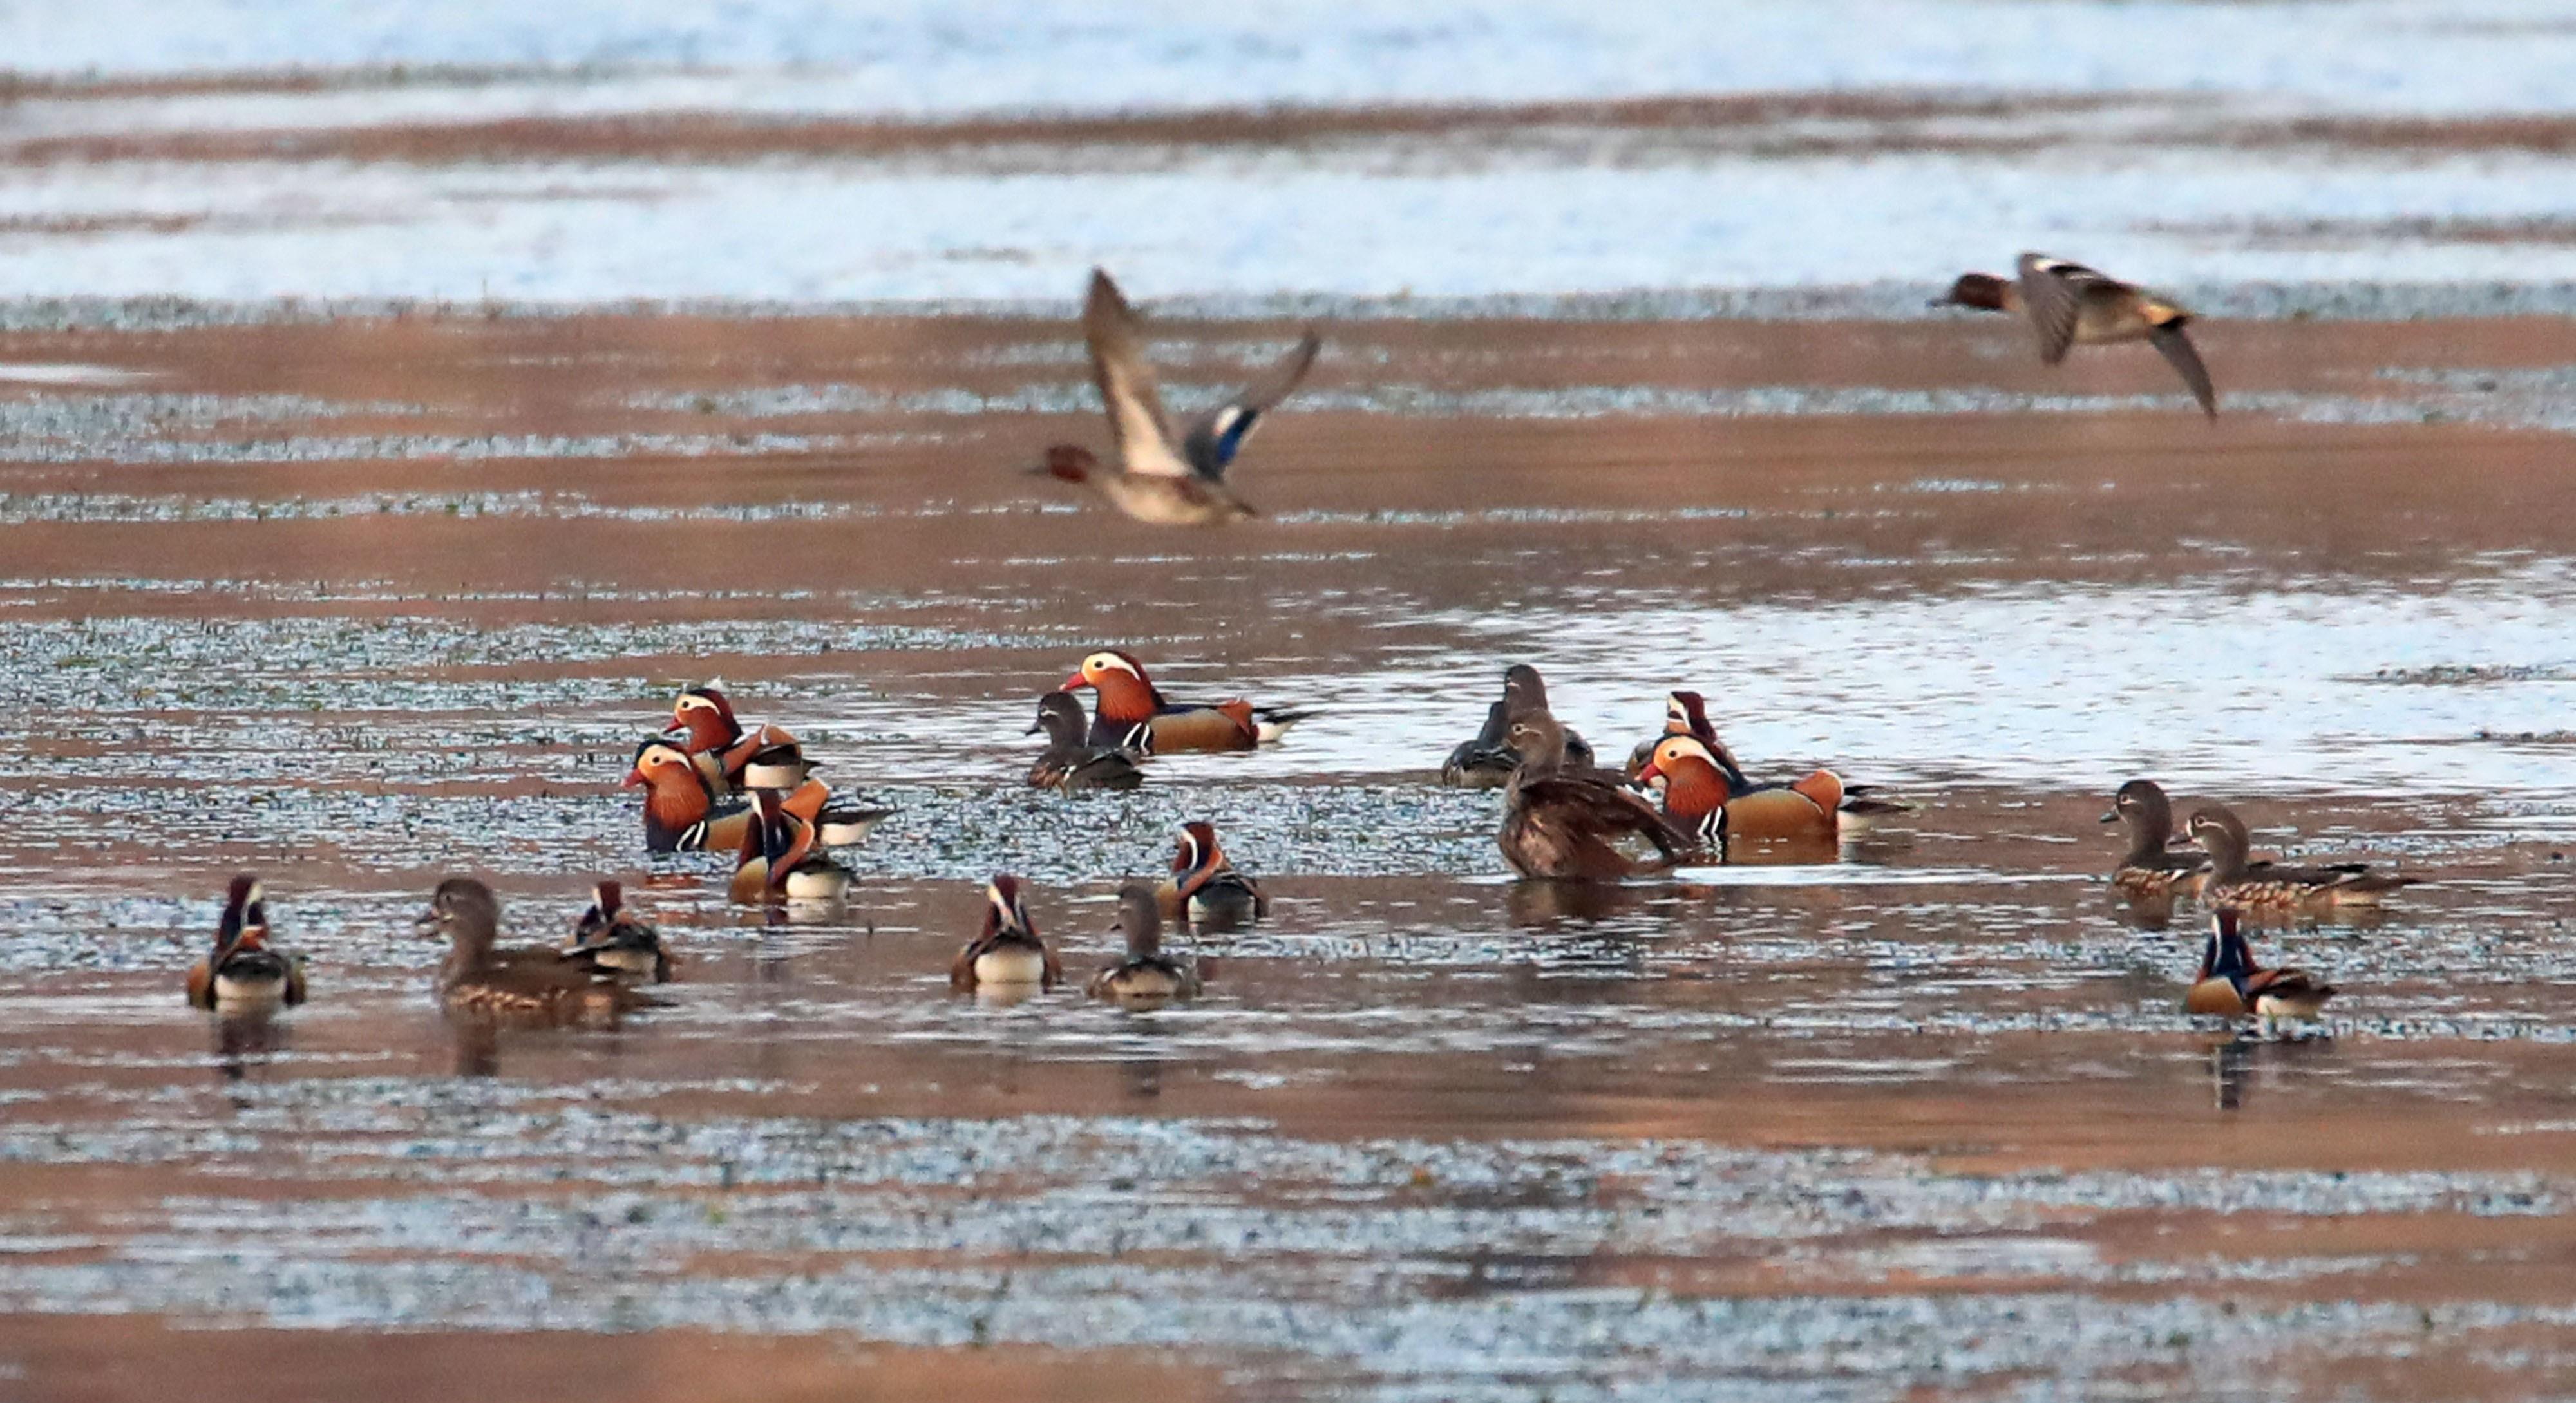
[1519, 776, 1693, 859]
[2150, 323, 2219, 417]
[1182, 330, 1321, 482]
[2015, 252, 2121, 365]
[1083, 268, 1193, 479]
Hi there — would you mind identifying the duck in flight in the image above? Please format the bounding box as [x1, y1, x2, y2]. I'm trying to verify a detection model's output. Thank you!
[1936, 252, 2217, 418]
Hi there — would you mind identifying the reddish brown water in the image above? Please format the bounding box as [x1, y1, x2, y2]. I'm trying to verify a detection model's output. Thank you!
[2, 308, 2575, 1400]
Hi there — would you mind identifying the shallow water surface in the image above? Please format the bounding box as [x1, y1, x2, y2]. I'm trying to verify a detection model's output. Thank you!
[1, 308, 2574, 1400]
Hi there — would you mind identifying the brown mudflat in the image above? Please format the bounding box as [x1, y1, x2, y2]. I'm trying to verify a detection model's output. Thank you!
[1, 307, 2573, 1400]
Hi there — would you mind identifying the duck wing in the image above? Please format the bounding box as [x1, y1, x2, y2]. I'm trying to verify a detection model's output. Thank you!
[2015, 252, 2123, 365]
[2150, 323, 2219, 417]
[1182, 330, 1321, 482]
[1084, 269, 1194, 479]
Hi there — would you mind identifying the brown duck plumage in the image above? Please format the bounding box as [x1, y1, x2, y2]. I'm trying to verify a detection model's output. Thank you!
[2185, 805, 2419, 910]
[1498, 710, 1695, 880]
[419, 877, 654, 1021]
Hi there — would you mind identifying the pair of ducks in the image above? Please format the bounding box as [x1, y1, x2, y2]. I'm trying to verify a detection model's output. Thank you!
[1457, 666, 1906, 877]
[2105, 779, 2418, 911]
[1025, 648, 1312, 791]
[1029, 254, 2211, 532]
[187, 875, 671, 1020]
[628, 684, 891, 853]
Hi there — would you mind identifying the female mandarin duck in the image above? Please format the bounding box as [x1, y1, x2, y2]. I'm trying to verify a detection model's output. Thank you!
[1058, 648, 1310, 754]
[417, 877, 653, 1021]
[1443, 664, 1595, 787]
[2185, 805, 2418, 912]
[1086, 882, 1204, 1005]
[624, 739, 830, 854]
[1025, 692, 1144, 793]
[729, 789, 853, 905]
[1030, 268, 1321, 525]
[2103, 779, 2210, 896]
[1160, 820, 1269, 928]
[2186, 909, 2337, 1036]
[952, 875, 1063, 994]
[186, 874, 307, 1011]
[560, 880, 673, 983]
[1936, 252, 2217, 417]
[1627, 690, 1910, 831]
[1499, 710, 1697, 880]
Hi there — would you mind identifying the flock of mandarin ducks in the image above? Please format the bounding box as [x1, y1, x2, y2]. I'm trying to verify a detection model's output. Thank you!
[184, 256, 2389, 1040]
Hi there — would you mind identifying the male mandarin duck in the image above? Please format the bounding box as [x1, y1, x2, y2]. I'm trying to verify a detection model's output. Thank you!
[1935, 252, 2217, 417]
[1160, 820, 1269, 928]
[664, 683, 803, 791]
[417, 877, 653, 1021]
[2186, 909, 2338, 1035]
[624, 739, 829, 854]
[1086, 882, 1202, 1006]
[952, 874, 1063, 994]
[1627, 690, 1911, 831]
[1634, 734, 1868, 846]
[1442, 664, 1595, 787]
[1029, 268, 1321, 525]
[185, 873, 307, 1011]
[1057, 648, 1311, 754]
[560, 880, 673, 983]
[1499, 711, 1697, 880]
[2184, 806, 2419, 911]
[729, 788, 852, 905]
[2103, 779, 2210, 897]
[1025, 692, 1145, 793]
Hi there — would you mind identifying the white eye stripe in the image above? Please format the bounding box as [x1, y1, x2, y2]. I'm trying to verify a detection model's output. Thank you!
[1087, 652, 1142, 677]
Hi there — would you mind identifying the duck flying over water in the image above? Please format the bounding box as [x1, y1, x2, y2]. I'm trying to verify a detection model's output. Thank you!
[1025, 691, 1146, 793]
[1935, 252, 2217, 417]
[1498, 710, 1697, 880]
[2186, 909, 2337, 1036]
[186, 873, 307, 1011]
[2184, 805, 2419, 912]
[1030, 268, 1322, 525]
[1087, 882, 1203, 1005]
[1058, 648, 1311, 754]
[2103, 778, 2210, 897]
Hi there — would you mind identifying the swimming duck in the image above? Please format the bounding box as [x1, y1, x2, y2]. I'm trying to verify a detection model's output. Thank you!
[1025, 692, 1146, 792]
[1935, 252, 2217, 417]
[417, 877, 651, 1021]
[185, 873, 307, 1011]
[2185, 805, 2419, 911]
[1059, 648, 1311, 754]
[737, 740, 896, 845]
[1029, 268, 1321, 525]
[624, 739, 829, 854]
[1162, 820, 1270, 927]
[1499, 711, 1697, 880]
[2185, 909, 2337, 1035]
[665, 683, 803, 789]
[1441, 664, 1596, 786]
[1086, 882, 1203, 1005]
[1634, 734, 1868, 845]
[1626, 690, 1912, 829]
[2103, 779, 2210, 896]
[730, 788, 852, 905]
[561, 880, 673, 983]
[952, 874, 1063, 993]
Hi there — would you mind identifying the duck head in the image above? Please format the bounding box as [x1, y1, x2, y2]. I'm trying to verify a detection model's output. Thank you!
[213, 872, 269, 961]
[2199, 909, 2251, 984]
[1664, 690, 1716, 742]
[983, 874, 1039, 943]
[569, 880, 623, 948]
[1635, 735, 1731, 821]
[625, 739, 714, 824]
[1934, 272, 2014, 312]
[417, 876, 502, 957]
[2104, 779, 2177, 846]
[1027, 691, 1088, 744]
[1171, 820, 1225, 890]
[2183, 806, 2252, 876]
[665, 685, 743, 754]
[1058, 649, 1166, 724]
[1113, 880, 1164, 959]
[1031, 443, 1099, 485]
[1502, 710, 1572, 775]
[1501, 664, 1551, 719]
